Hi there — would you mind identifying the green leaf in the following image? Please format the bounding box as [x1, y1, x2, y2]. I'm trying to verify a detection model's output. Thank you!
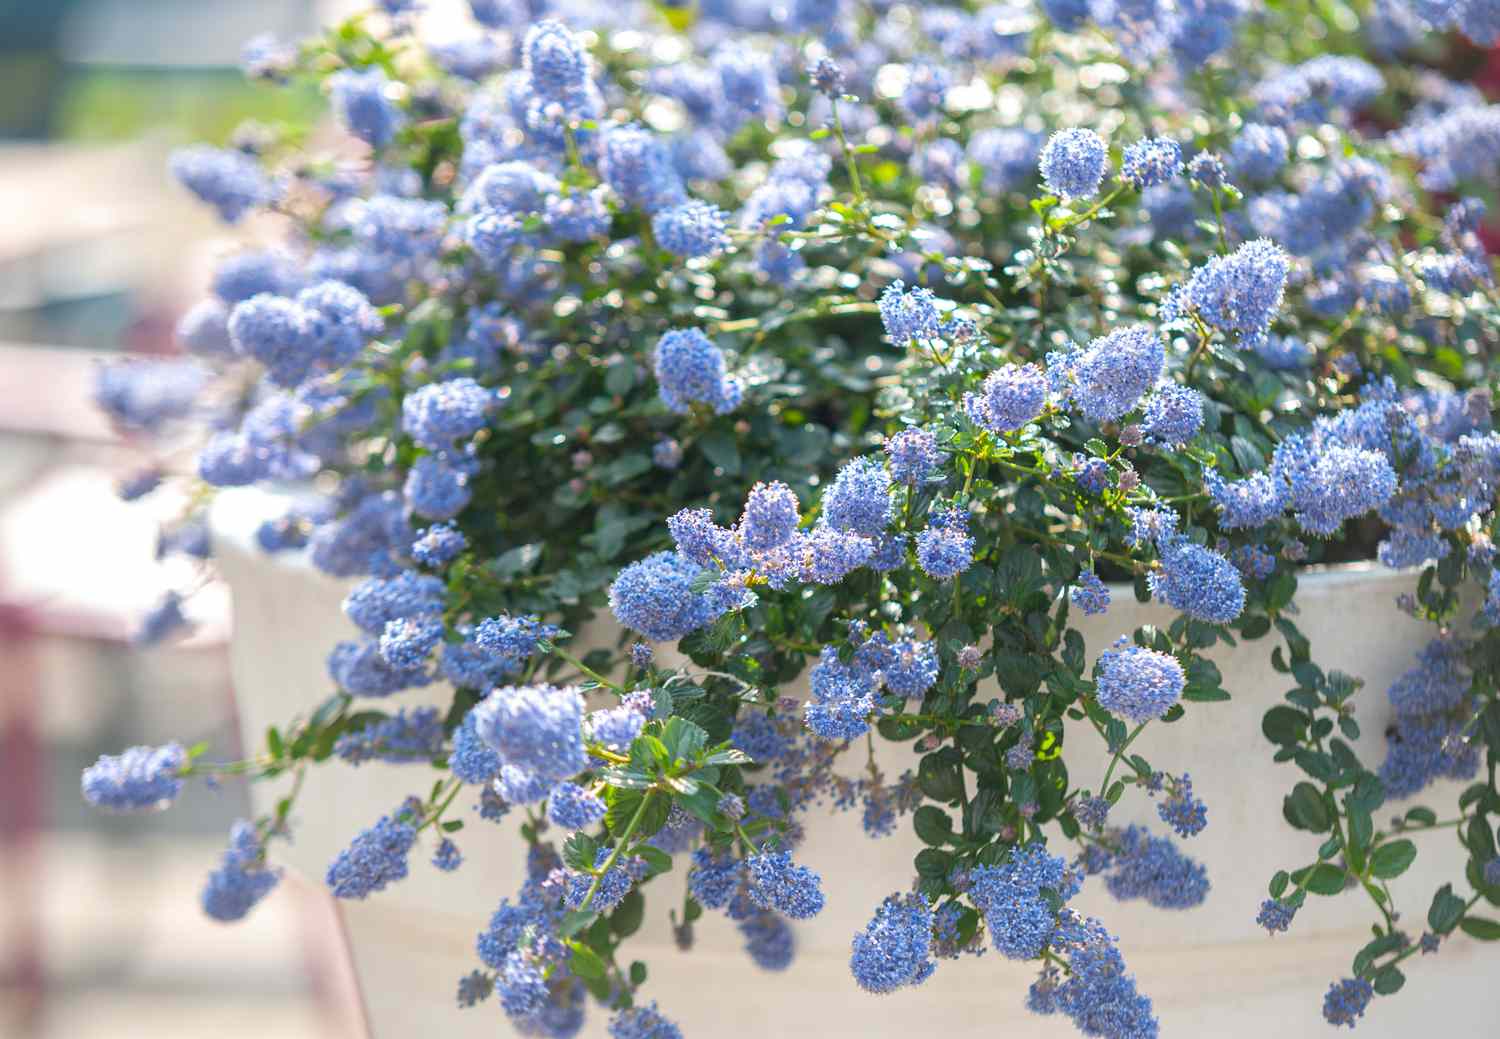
[1353, 933, 1406, 976]
[1283, 782, 1331, 832]
[559, 910, 598, 938]
[609, 889, 645, 938]
[1262, 706, 1307, 746]
[1369, 840, 1417, 880]
[1182, 685, 1230, 703]
[629, 961, 648, 986]
[1429, 885, 1466, 934]
[1372, 965, 1406, 995]
[914, 848, 954, 880]
[698, 432, 741, 475]
[1459, 916, 1500, 941]
[913, 806, 954, 847]
[563, 832, 599, 871]
[1293, 863, 1347, 895]
[568, 942, 607, 980]
[917, 750, 965, 803]
[636, 845, 674, 876]
[661, 717, 708, 764]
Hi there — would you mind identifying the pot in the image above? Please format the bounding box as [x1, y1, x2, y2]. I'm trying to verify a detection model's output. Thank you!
[212, 488, 1494, 1037]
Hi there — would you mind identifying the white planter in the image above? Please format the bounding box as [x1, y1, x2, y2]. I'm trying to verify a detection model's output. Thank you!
[212, 490, 1496, 1038]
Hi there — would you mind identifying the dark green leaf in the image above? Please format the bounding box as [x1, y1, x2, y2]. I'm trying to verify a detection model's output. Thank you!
[1459, 916, 1500, 941]
[1369, 840, 1417, 880]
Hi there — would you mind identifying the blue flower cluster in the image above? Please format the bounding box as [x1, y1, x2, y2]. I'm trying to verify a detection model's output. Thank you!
[471, 684, 588, 804]
[849, 893, 936, 994]
[81, 743, 187, 812]
[201, 820, 281, 921]
[1095, 641, 1184, 723]
[325, 809, 418, 899]
[1379, 639, 1479, 799]
[653, 328, 742, 415]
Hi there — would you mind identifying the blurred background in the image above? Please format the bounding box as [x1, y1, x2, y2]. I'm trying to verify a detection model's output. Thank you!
[0, 1, 367, 1036]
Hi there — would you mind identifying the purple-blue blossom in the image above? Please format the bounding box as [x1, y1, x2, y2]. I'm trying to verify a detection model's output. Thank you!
[82, 743, 187, 812]
[1040, 128, 1108, 200]
[1096, 640, 1185, 723]
[850, 893, 936, 993]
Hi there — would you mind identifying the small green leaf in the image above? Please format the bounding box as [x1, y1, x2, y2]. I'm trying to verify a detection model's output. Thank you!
[913, 806, 954, 847]
[1372, 965, 1406, 995]
[1459, 916, 1500, 941]
[568, 942, 608, 980]
[1293, 863, 1347, 895]
[1369, 840, 1417, 880]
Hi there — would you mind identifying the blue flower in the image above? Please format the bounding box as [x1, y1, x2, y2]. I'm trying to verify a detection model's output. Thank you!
[600, 123, 686, 214]
[472, 684, 588, 784]
[1150, 538, 1245, 623]
[1068, 326, 1164, 422]
[330, 67, 404, 148]
[328, 638, 432, 697]
[1095, 640, 1184, 723]
[325, 811, 418, 899]
[135, 592, 193, 647]
[169, 145, 278, 223]
[878, 280, 943, 344]
[432, 838, 463, 872]
[1100, 825, 1210, 909]
[1256, 897, 1297, 934]
[1029, 913, 1158, 1038]
[1167, 238, 1289, 346]
[1322, 978, 1374, 1028]
[608, 550, 744, 641]
[803, 646, 878, 740]
[916, 507, 974, 580]
[967, 127, 1041, 193]
[1205, 470, 1287, 529]
[653, 200, 729, 258]
[1071, 571, 1111, 615]
[970, 844, 1081, 960]
[807, 56, 845, 96]
[1040, 128, 1108, 200]
[1121, 137, 1183, 189]
[201, 820, 280, 921]
[450, 709, 502, 784]
[335, 706, 445, 765]
[82, 743, 187, 812]
[740, 911, 795, 970]
[379, 614, 445, 669]
[741, 481, 802, 550]
[850, 893, 936, 993]
[546, 782, 607, 830]
[1141, 385, 1204, 446]
[965, 363, 1048, 433]
[884, 428, 940, 485]
[608, 1002, 683, 1039]
[401, 378, 495, 450]
[1156, 774, 1208, 837]
[653, 328, 741, 414]
[1231, 122, 1289, 183]
[824, 457, 894, 536]
[746, 851, 825, 919]
[411, 523, 467, 567]
[344, 570, 447, 635]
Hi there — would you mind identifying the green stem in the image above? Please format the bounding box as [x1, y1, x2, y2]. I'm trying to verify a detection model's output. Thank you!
[580, 791, 656, 912]
[1101, 721, 1149, 792]
[550, 644, 626, 693]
